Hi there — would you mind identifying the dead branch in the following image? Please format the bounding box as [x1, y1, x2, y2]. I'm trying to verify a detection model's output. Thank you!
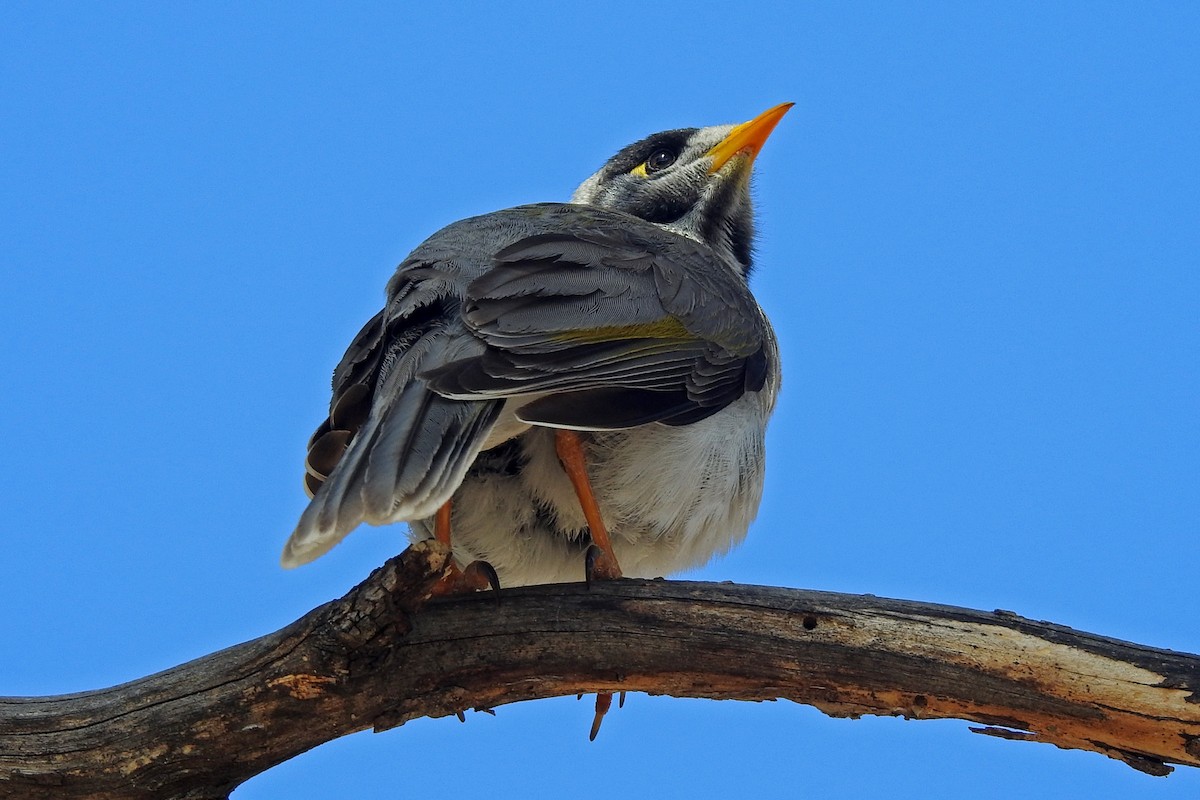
[1, 540, 1197, 799]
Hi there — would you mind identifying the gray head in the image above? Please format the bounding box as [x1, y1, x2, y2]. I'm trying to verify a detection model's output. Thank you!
[571, 103, 793, 278]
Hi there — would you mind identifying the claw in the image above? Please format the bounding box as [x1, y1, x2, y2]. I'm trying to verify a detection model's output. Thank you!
[431, 558, 502, 602]
[589, 692, 614, 741]
[462, 559, 502, 605]
[585, 545, 598, 590]
[585, 544, 622, 588]
[456, 707, 496, 721]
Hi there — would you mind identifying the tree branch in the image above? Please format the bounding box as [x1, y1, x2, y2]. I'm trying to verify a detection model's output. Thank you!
[2, 540, 1198, 799]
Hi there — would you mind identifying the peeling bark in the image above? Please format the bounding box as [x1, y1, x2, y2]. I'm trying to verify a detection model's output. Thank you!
[1, 540, 1197, 799]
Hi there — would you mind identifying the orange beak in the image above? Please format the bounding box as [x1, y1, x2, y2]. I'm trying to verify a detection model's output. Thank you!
[706, 102, 794, 174]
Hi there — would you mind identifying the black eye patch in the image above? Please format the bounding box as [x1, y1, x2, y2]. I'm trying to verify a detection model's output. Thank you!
[600, 128, 698, 181]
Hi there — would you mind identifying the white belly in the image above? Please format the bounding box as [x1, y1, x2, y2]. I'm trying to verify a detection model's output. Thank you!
[412, 390, 772, 586]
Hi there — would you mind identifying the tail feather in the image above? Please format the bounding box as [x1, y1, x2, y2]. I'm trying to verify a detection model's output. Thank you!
[283, 313, 502, 569]
[409, 398, 503, 504]
[360, 383, 437, 522]
[282, 388, 499, 568]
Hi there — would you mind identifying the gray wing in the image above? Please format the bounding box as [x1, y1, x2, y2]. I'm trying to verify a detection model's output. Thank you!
[423, 215, 770, 429]
[283, 203, 772, 568]
[282, 261, 502, 568]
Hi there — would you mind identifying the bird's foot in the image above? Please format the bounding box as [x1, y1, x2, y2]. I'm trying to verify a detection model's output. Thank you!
[589, 692, 612, 741]
[455, 707, 497, 722]
[582, 543, 623, 739]
[585, 690, 627, 741]
[584, 544, 623, 588]
[430, 559, 501, 601]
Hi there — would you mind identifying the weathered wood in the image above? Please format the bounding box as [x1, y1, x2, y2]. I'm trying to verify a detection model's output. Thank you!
[2, 540, 1197, 799]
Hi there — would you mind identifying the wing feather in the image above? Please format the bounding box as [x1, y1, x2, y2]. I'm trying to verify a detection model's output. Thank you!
[423, 217, 768, 429]
[284, 203, 776, 567]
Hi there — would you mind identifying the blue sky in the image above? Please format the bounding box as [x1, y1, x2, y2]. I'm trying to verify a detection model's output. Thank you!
[2, 2, 1197, 797]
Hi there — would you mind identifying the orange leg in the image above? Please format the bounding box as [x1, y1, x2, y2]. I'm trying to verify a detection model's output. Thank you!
[554, 429, 624, 739]
[554, 429, 622, 581]
[434, 501, 453, 546]
[429, 499, 499, 597]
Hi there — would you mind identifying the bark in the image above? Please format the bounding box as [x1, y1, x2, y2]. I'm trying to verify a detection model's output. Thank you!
[1, 540, 1197, 799]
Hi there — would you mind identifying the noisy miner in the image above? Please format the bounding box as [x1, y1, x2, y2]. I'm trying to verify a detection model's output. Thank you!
[283, 104, 791, 732]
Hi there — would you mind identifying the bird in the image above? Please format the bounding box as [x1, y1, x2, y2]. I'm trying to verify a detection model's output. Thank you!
[283, 103, 790, 600]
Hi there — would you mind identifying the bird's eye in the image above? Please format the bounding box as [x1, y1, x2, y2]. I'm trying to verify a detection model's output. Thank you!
[644, 148, 677, 173]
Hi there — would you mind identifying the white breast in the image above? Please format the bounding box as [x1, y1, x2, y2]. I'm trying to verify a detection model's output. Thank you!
[587, 390, 772, 577]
